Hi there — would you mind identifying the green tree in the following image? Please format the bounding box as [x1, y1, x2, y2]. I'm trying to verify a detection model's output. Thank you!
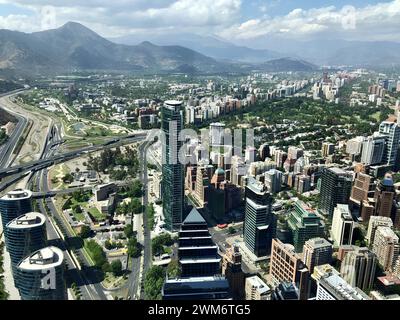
[167, 260, 181, 278]
[144, 266, 165, 300]
[78, 225, 91, 239]
[124, 224, 134, 239]
[111, 260, 123, 276]
[127, 238, 139, 257]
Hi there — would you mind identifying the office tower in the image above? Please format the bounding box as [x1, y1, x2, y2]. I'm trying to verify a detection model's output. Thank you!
[366, 216, 393, 246]
[0, 189, 33, 230]
[331, 204, 355, 247]
[271, 282, 299, 300]
[209, 122, 226, 147]
[161, 100, 185, 230]
[321, 142, 335, 157]
[346, 136, 365, 160]
[312, 264, 370, 300]
[372, 226, 399, 272]
[231, 156, 247, 186]
[274, 150, 287, 169]
[294, 175, 311, 194]
[350, 172, 376, 221]
[379, 121, 400, 166]
[259, 143, 270, 161]
[243, 178, 275, 257]
[16, 246, 67, 300]
[287, 201, 324, 253]
[245, 146, 257, 164]
[351, 173, 375, 204]
[303, 238, 333, 273]
[222, 244, 245, 300]
[264, 169, 282, 194]
[270, 239, 309, 300]
[319, 168, 352, 217]
[361, 135, 385, 165]
[178, 208, 220, 277]
[287, 147, 303, 160]
[6, 212, 47, 276]
[162, 208, 231, 300]
[245, 276, 271, 300]
[340, 247, 377, 291]
[374, 174, 395, 218]
[194, 165, 210, 205]
[162, 276, 231, 300]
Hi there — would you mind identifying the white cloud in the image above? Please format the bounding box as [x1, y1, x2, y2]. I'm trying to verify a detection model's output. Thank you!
[218, 0, 400, 42]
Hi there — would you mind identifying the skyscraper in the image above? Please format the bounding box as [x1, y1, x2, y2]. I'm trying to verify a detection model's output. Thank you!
[371, 226, 399, 272]
[0, 189, 32, 231]
[379, 121, 400, 167]
[287, 201, 324, 253]
[374, 174, 395, 218]
[303, 238, 333, 274]
[270, 239, 309, 300]
[243, 177, 275, 257]
[331, 204, 355, 247]
[312, 264, 370, 300]
[178, 208, 220, 277]
[222, 244, 245, 300]
[361, 135, 385, 165]
[340, 247, 377, 291]
[16, 246, 67, 300]
[161, 100, 185, 230]
[245, 276, 271, 300]
[6, 212, 47, 276]
[162, 208, 231, 300]
[366, 216, 393, 246]
[319, 168, 352, 217]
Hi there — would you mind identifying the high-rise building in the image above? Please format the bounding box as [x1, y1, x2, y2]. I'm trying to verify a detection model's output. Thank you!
[6, 212, 47, 276]
[366, 216, 393, 246]
[271, 282, 299, 300]
[264, 169, 282, 194]
[371, 226, 399, 272]
[331, 204, 355, 247]
[245, 276, 271, 300]
[321, 142, 335, 157]
[270, 239, 309, 300]
[319, 168, 352, 217]
[243, 178, 275, 257]
[259, 143, 270, 161]
[379, 121, 400, 167]
[303, 238, 333, 273]
[374, 174, 395, 218]
[340, 247, 377, 291]
[178, 208, 220, 277]
[350, 172, 376, 221]
[16, 246, 67, 300]
[222, 244, 245, 300]
[312, 264, 370, 300]
[162, 208, 231, 300]
[0, 189, 32, 231]
[287, 201, 324, 253]
[209, 122, 226, 147]
[361, 135, 386, 165]
[161, 100, 185, 230]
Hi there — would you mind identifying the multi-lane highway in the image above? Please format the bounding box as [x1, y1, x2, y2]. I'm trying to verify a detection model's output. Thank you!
[0, 90, 28, 169]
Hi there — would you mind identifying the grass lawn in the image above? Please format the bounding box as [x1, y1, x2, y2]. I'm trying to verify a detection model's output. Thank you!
[88, 207, 106, 221]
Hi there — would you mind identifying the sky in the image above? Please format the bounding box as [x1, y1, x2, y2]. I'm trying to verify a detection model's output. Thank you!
[0, 0, 399, 46]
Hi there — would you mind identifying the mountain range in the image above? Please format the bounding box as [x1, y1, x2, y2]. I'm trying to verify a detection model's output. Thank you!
[0, 22, 317, 77]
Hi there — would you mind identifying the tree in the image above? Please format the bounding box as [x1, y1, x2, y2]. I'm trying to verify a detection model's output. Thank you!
[144, 266, 165, 300]
[124, 224, 134, 239]
[62, 173, 74, 183]
[78, 225, 91, 239]
[167, 260, 181, 278]
[111, 260, 123, 276]
[85, 240, 107, 268]
[130, 180, 143, 198]
[130, 198, 143, 215]
[228, 226, 236, 235]
[127, 238, 139, 257]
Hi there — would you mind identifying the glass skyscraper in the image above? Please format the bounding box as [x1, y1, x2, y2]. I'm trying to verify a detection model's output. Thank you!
[161, 100, 185, 230]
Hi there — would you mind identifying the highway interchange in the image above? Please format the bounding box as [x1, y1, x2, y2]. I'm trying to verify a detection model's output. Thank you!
[0, 90, 150, 300]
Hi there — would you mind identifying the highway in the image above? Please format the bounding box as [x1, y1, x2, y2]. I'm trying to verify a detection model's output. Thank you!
[0, 90, 29, 169]
[29, 123, 108, 300]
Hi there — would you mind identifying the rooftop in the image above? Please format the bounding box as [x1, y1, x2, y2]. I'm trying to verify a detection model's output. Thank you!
[183, 207, 206, 224]
[1, 189, 32, 201]
[6, 212, 46, 229]
[18, 246, 64, 271]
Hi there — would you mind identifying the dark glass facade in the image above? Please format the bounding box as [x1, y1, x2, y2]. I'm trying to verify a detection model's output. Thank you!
[161, 101, 184, 230]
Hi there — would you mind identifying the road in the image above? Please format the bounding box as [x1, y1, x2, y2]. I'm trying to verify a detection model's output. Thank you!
[29, 123, 108, 300]
[0, 91, 28, 168]
[126, 140, 152, 300]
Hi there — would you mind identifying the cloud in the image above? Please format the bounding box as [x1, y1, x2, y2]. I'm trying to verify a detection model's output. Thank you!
[217, 0, 400, 42]
[0, 0, 242, 36]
